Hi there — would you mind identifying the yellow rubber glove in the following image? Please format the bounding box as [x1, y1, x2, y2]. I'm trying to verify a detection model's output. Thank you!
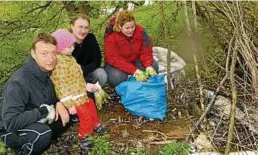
[101, 89, 111, 104]
[94, 88, 111, 110]
[134, 69, 148, 82]
[146, 67, 157, 77]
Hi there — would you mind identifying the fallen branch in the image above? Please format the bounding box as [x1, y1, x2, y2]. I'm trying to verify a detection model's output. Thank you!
[146, 140, 176, 145]
[142, 129, 168, 140]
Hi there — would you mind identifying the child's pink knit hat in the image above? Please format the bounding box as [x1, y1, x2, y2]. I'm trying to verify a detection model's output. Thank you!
[51, 29, 77, 52]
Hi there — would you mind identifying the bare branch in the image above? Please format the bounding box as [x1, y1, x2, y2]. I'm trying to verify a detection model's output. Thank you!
[159, 1, 173, 102]
[225, 36, 238, 155]
[26, 2, 52, 14]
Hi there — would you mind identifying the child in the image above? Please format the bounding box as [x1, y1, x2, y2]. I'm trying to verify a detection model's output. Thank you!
[51, 29, 108, 151]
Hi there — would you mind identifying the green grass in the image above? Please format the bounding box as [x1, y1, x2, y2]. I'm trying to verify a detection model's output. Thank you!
[88, 135, 112, 155]
[160, 141, 191, 155]
[0, 141, 6, 153]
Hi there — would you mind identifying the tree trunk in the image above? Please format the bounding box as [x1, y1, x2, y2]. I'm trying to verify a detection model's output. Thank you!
[159, 2, 172, 102]
[192, 0, 205, 112]
[225, 39, 238, 155]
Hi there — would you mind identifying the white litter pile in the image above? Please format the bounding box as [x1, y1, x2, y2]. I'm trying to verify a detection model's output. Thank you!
[190, 132, 258, 155]
[152, 48, 258, 155]
[152, 46, 186, 88]
[190, 151, 258, 155]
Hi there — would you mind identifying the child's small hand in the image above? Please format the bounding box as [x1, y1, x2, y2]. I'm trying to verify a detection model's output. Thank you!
[86, 83, 100, 92]
[68, 106, 77, 115]
[94, 81, 101, 91]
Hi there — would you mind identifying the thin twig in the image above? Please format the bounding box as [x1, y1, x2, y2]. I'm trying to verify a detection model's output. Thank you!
[26, 2, 52, 14]
[146, 140, 175, 145]
[142, 129, 168, 141]
[185, 74, 228, 143]
[225, 34, 238, 155]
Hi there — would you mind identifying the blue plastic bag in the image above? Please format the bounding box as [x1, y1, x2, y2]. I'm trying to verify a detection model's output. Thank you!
[115, 74, 167, 120]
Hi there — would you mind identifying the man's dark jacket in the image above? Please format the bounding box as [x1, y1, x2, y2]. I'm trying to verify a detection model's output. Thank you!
[72, 33, 102, 77]
[0, 56, 58, 132]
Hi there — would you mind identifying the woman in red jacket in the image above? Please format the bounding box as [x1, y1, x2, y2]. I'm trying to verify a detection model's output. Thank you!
[104, 10, 158, 87]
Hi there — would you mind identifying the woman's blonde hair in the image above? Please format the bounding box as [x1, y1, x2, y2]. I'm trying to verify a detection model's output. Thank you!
[114, 10, 135, 32]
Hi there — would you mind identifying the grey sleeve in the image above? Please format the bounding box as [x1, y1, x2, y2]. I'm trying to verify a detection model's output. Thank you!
[2, 81, 41, 132]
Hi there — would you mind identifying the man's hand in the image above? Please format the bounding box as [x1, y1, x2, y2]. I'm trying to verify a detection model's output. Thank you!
[55, 102, 69, 126]
[134, 69, 148, 82]
[145, 67, 157, 77]
[38, 104, 55, 124]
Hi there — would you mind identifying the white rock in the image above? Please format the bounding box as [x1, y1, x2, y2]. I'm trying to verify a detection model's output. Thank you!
[193, 132, 214, 152]
[214, 96, 245, 120]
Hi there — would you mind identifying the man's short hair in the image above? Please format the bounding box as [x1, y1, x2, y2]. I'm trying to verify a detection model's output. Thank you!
[70, 14, 90, 25]
[32, 33, 57, 50]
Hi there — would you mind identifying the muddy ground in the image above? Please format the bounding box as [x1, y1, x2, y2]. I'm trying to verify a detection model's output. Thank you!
[1, 80, 253, 155]
[43, 86, 191, 155]
[3, 80, 256, 155]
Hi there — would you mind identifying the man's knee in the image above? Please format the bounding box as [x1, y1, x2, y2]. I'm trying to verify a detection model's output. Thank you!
[1, 123, 52, 155]
[93, 68, 107, 86]
[33, 130, 52, 154]
[105, 65, 128, 87]
[24, 123, 52, 154]
[108, 71, 128, 87]
[20, 131, 52, 155]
